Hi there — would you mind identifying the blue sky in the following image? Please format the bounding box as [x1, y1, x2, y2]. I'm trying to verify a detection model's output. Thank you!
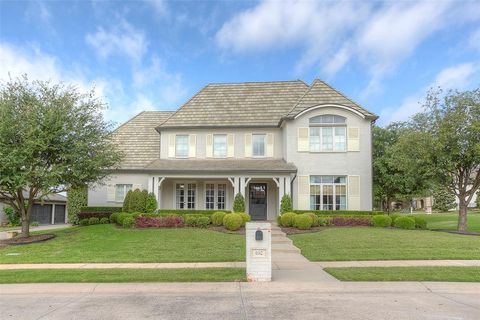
[1, 0, 479, 126]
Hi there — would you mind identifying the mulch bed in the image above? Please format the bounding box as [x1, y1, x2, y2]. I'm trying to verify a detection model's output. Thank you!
[0, 234, 55, 245]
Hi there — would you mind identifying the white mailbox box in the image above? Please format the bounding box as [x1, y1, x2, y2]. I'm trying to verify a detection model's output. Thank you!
[246, 222, 271, 282]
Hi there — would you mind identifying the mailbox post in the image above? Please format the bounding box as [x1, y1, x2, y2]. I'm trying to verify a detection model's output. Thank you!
[246, 222, 272, 282]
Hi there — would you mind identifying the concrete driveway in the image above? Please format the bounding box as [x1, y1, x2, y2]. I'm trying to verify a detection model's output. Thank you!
[1, 282, 479, 319]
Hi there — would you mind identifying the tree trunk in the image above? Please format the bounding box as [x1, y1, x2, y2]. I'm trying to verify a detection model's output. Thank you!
[19, 202, 30, 238]
[457, 198, 468, 232]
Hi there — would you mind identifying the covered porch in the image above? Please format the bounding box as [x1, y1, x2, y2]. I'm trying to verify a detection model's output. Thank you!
[145, 159, 297, 221]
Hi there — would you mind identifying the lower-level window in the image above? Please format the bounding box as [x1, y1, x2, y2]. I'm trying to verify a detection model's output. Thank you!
[205, 183, 226, 210]
[115, 184, 132, 202]
[176, 183, 196, 209]
[310, 176, 346, 210]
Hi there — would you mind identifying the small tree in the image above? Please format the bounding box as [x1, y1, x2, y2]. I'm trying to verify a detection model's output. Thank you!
[280, 194, 293, 214]
[0, 77, 122, 237]
[145, 192, 158, 213]
[67, 185, 88, 224]
[432, 187, 456, 212]
[122, 190, 133, 212]
[233, 192, 245, 212]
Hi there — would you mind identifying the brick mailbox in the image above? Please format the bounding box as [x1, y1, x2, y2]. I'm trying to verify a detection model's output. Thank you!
[246, 222, 272, 282]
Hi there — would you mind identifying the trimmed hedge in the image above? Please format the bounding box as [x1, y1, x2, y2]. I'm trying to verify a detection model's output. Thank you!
[237, 212, 251, 227]
[135, 216, 184, 228]
[122, 217, 135, 228]
[155, 210, 230, 216]
[280, 212, 297, 227]
[80, 206, 123, 213]
[294, 214, 313, 230]
[185, 214, 211, 228]
[77, 211, 112, 220]
[67, 185, 87, 224]
[99, 217, 110, 224]
[304, 212, 320, 227]
[79, 219, 89, 226]
[394, 216, 415, 230]
[88, 217, 100, 225]
[223, 213, 243, 231]
[330, 216, 372, 226]
[294, 210, 383, 216]
[211, 211, 226, 226]
[414, 216, 427, 229]
[372, 215, 392, 228]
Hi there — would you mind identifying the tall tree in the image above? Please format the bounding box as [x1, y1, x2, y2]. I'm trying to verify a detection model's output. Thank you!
[0, 77, 123, 237]
[412, 88, 480, 231]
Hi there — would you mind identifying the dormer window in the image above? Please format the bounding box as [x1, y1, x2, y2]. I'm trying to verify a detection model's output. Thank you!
[309, 115, 346, 152]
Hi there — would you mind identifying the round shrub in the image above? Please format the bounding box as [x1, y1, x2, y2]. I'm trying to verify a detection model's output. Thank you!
[280, 212, 297, 227]
[109, 212, 120, 224]
[317, 216, 330, 226]
[122, 217, 135, 228]
[88, 217, 100, 225]
[294, 214, 313, 230]
[237, 212, 251, 227]
[305, 212, 320, 227]
[117, 213, 131, 225]
[414, 216, 427, 229]
[100, 217, 110, 224]
[79, 219, 90, 226]
[211, 211, 226, 226]
[389, 214, 401, 226]
[196, 216, 210, 228]
[394, 216, 415, 230]
[223, 213, 243, 231]
[372, 215, 392, 228]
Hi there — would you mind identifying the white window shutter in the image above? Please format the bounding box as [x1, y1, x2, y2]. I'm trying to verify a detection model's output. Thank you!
[266, 133, 274, 157]
[168, 134, 175, 158]
[297, 175, 310, 210]
[206, 134, 213, 158]
[107, 184, 115, 202]
[347, 127, 360, 152]
[244, 133, 252, 158]
[227, 133, 235, 158]
[189, 134, 196, 158]
[347, 175, 361, 210]
[297, 127, 309, 152]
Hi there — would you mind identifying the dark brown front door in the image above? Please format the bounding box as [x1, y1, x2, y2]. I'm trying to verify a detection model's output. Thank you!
[249, 183, 267, 220]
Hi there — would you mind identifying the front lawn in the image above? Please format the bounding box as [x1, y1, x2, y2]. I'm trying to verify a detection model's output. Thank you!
[0, 224, 245, 263]
[0, 268, 246, 283]
[289, 227, 480, 261]
[324, 266, 480, 282]
[412, 212, 480, 233]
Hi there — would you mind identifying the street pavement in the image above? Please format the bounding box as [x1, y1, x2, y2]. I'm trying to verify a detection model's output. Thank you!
[1, 282, 479, 319]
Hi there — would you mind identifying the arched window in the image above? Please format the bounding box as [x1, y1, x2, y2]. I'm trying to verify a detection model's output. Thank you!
[309, 115, 347, 152]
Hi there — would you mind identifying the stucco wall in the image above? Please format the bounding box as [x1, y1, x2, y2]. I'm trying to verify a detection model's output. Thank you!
[159, 128, 283, 159]
[283, 106, 373, 211]
[88, 173, 150, 207]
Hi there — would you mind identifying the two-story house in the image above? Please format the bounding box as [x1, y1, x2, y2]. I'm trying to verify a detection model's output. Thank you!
[87, 79, 378, 220]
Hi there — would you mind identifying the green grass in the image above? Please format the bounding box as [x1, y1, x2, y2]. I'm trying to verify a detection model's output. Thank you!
[0, 268, 246, 283]
[289, 227, 480, 261]
[412, 212, 480, 233]
[0, 224, 245, 264]
[324, 266, 480, 282]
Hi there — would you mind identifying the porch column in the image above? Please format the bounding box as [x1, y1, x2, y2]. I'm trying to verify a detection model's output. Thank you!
[278, 177, 285, 210]
[232, 177, 239, 196]
[239, 176, 246, 198]
[147, 176, 154, 193]
[153, 177, 159, 207]
[285, 176, 291, 196]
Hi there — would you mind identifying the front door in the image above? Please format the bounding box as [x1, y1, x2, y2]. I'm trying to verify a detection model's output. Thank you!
[249, 183, 267, 220]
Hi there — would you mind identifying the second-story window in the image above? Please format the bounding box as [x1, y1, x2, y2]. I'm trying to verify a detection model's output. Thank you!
[252, 134, 266, 157]
[175, 135, 189, 158]
[213, 134, 227, 158]
[309, 115, 346, 152]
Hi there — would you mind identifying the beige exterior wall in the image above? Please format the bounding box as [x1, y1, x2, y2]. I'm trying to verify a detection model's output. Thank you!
[88, 173, 150, 207]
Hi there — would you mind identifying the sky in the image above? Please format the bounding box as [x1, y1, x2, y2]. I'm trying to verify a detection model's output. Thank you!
[0, 0, 479, 127]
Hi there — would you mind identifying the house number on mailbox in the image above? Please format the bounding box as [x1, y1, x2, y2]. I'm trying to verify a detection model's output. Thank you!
[251, 248, 267, 258]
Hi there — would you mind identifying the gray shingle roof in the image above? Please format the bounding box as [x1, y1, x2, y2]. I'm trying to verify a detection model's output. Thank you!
[158, 81, 309, 128]
[285, 79, 378, 119]
[112, 111, 174, 169]
[144, 159, 297, 173]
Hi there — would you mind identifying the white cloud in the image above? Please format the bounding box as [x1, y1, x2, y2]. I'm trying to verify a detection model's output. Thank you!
[148, 0, 168, 17]
[379, 63, 479, 125]
[85, 20, 147, 63]
[216, 0, 472, 96]
[469, 28, 480, 51]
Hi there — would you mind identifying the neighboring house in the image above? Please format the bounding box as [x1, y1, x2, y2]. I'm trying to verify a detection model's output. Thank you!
[0, 193, 67, 225]
[88, 79, 378, 220]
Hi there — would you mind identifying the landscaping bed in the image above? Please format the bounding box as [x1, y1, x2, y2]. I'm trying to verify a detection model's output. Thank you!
[0, 268, 246, 283]
[0, 234, 55, 245]
[324, 266, 480, 282]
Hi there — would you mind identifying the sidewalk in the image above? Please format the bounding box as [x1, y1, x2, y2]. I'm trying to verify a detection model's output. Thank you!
[315, 260, 480, 268]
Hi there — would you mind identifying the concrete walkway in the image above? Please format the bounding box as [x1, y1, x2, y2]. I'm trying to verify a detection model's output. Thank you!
[316, 260, 480, 268]
[270, 224, 339, 282]
[0, 224, 71, 240]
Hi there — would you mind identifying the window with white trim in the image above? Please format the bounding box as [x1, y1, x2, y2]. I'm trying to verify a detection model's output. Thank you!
[176, 183, 196, 209]
[115, 184, 132, 202]
[252, 134, 266, 157]
[175, 135, 189, 158]
[213, 134, 227, 158]
[310, 176, 346, 210]
[205, 183, 226, 210]
[309, 115, 346, 152]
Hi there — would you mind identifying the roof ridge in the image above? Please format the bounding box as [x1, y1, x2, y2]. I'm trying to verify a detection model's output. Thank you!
[283, 79, 317, 118]
[207, 80, 308, 86]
